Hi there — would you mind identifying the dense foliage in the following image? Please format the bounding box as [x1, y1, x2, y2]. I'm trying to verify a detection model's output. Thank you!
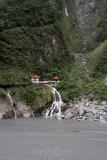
[0, 0, 107, 113]
[0, 0, 59, 30]
[88, 40, 107, 75]
[96, 1, 107, 42]
[0, 0, 74, 85]
[12, 85, 52, 111]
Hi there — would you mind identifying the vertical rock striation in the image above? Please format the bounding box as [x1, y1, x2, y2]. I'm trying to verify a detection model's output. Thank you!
[75, 0, 106, 52]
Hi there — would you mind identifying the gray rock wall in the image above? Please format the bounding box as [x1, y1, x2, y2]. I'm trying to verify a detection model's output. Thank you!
[67, 0, 106, 52]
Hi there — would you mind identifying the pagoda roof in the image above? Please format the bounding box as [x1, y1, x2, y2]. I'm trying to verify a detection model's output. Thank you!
[53, 76, 60, 80]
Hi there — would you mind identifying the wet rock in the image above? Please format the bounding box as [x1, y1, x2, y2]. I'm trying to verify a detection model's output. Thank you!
[79, 108, 85, 116]
[0, 101, 32, 119]
[0, 113, 3, 119]
[62, 98, 107, 122]
[82, 116, 87, 120]
[3, 110, 14, 119]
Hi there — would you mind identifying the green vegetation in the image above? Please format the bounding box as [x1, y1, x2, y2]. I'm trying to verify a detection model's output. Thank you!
[0, 88, 5, 101]
[11, 85, 52, 111]
[0, 0, 59, 30]
[88, 40, 107, 76]
[0, 85, 52, 112]
[86, 40, 107, 101]
[86, 78, 107, 100]
[0, 0, 75, 84]
[0, 0, 80, 110]
[58, 60, 87, 101]
[0, 68, 30, 85]
[96, 1, 107, 42]
[0, 0, 107, 113]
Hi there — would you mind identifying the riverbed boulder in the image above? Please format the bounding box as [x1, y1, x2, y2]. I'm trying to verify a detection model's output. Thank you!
[63, 98, 107, 122]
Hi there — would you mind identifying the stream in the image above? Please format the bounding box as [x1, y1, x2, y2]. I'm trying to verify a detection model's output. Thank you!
[44, 86, 64, 119]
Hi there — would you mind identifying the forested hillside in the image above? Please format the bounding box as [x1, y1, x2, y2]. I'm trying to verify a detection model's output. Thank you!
[0, 0, 73, 84]
[0, 0, 107, 116]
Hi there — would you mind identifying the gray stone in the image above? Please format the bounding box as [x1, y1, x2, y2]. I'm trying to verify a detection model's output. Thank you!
[63, 97, 107, 122]
[79, 108, 85, 116]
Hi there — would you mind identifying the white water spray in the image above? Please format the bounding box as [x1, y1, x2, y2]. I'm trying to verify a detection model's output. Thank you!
[44, 86, 64, 120]
[64, 5, 69, 17]
[5, 90, 17, 119]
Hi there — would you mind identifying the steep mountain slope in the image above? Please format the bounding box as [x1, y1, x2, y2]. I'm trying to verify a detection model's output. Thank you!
[75, 0, 106, 51]
[0, 0, 75, 85]
[0, 0, 107, 116]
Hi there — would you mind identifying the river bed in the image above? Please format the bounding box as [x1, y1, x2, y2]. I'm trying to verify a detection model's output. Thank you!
[0, 119, 107, 160]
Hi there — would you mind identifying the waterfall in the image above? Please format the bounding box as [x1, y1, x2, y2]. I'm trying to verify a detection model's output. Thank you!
[4, 89, 17, 119]
[44, 86, 64, 120]
[64, 5, 69, 17]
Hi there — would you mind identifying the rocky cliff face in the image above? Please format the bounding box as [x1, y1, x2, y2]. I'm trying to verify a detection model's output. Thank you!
[75, 0, 106, 51]
[62, 0, 107, 52]
[0, 0, 107, 115]
[0, 0, 106, 76]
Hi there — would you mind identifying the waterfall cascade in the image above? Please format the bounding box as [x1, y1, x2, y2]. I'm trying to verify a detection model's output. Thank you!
[4, 90, 17, 119]
[64, 5, 69, 17]
[44, 86, 64, 119]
